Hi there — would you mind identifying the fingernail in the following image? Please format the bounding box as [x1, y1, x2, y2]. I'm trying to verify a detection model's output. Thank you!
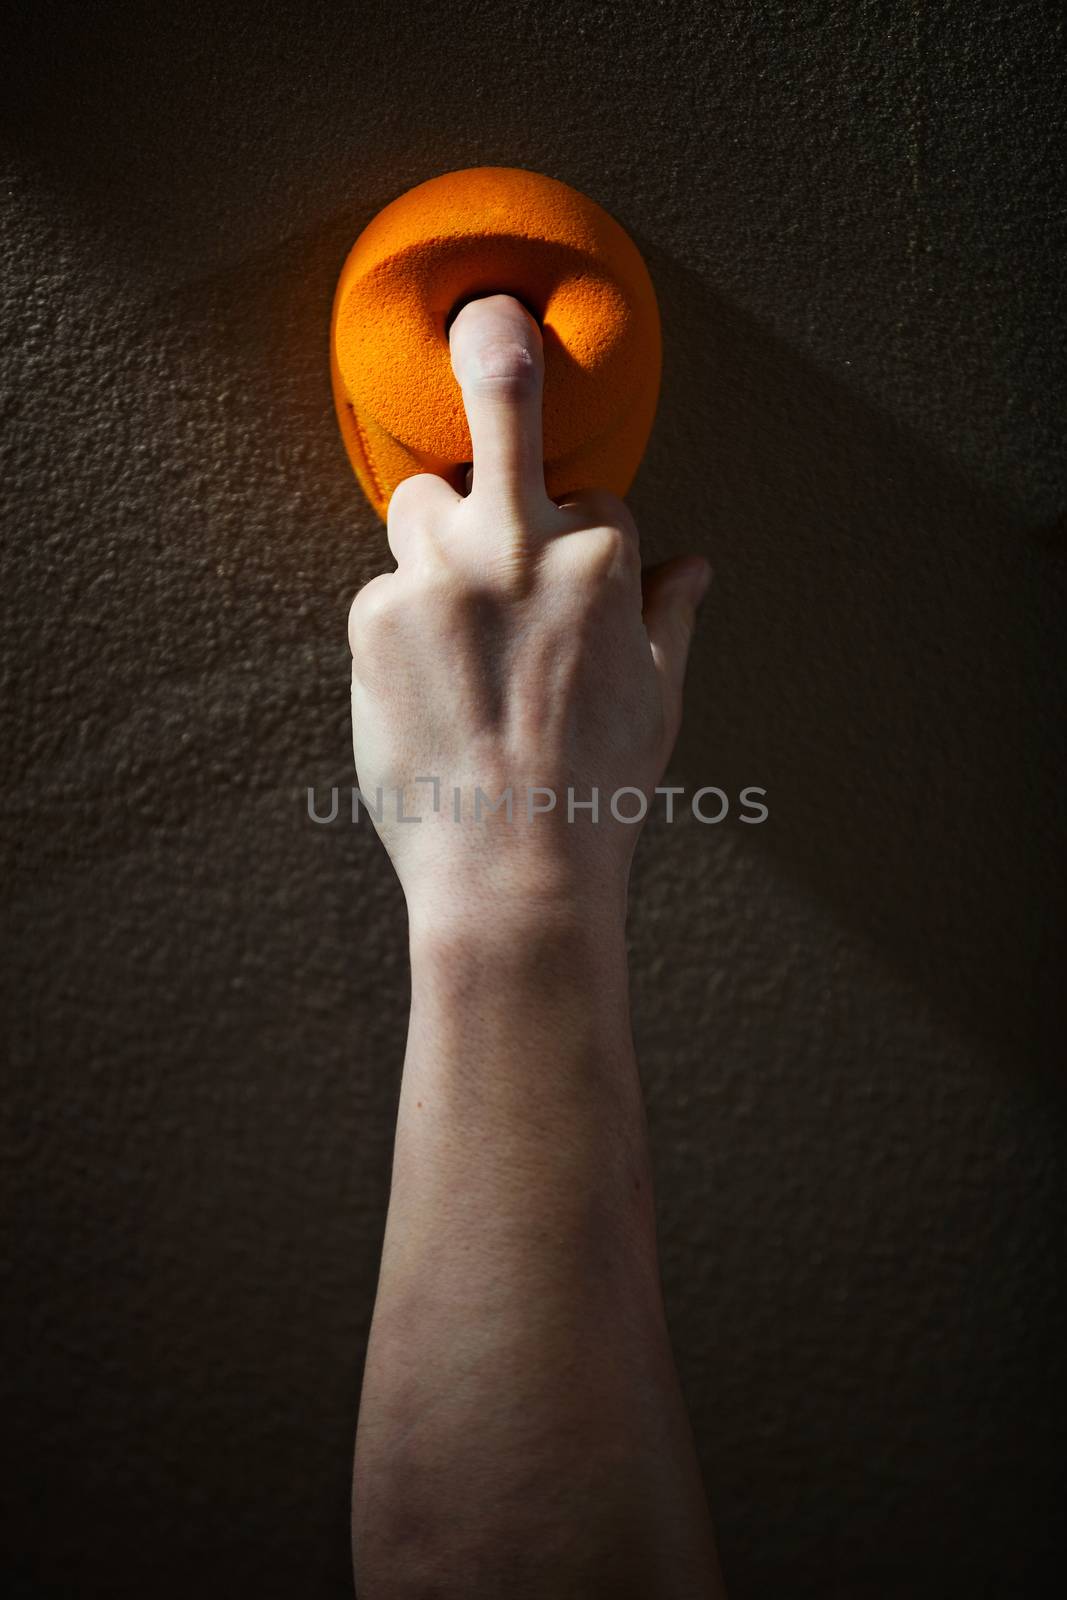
[450, 296, 542, 388]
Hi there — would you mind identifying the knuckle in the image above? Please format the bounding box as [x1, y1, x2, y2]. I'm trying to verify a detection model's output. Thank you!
[482, 540, 536, 599]
[593, 489, 633, 528]
[563, 488, 636, 535]
[575, 523, 637, 583]
[386, 473, 439, 526]
[348, 576, 401, 654]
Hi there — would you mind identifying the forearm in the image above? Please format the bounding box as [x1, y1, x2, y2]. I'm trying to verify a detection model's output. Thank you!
[352, 894, 723, 1598]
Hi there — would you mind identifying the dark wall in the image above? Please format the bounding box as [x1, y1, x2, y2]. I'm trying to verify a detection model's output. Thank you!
[3, 2, 1064, 1595]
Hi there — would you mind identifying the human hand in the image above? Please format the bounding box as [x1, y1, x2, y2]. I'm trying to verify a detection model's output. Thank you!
[348, 294, 710, 931]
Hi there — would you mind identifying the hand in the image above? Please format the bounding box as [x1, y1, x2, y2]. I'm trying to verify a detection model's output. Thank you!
[348, 294, 710, 929]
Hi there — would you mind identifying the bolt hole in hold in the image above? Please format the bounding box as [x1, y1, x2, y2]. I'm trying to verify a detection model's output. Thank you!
[443, 289, 544, 340]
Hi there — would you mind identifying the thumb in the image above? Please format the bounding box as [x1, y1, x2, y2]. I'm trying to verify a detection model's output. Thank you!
[641, 555, 712, 734]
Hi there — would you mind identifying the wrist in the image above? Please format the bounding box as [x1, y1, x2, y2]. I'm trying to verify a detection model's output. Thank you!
[402, 824, 630, 936]
[406, 876, 630, 1002]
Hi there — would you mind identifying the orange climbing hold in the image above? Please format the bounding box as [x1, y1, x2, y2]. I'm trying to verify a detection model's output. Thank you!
[330, 165, 661, 521]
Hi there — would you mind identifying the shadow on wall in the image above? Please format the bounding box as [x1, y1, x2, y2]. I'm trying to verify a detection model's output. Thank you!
[628, 242, 1065, 1086]
[45, 194, 1065, 1092]
[8, 6, 1063, 1091]
[145, 211, 1066, 1088]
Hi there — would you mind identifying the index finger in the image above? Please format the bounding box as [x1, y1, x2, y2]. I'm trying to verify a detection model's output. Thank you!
[448, 294, 551, 518]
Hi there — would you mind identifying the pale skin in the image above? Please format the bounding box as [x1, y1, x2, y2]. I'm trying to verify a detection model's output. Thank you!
[348, 294, 726, 1598]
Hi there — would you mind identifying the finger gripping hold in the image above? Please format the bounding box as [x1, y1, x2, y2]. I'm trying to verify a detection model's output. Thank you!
[330, 166, 661, 523]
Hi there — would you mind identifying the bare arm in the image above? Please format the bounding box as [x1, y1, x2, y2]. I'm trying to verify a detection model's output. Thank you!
[348, 295, 725, 1598]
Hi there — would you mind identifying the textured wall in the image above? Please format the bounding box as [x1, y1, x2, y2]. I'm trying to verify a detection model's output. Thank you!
[3, 2, 1065, 1595]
